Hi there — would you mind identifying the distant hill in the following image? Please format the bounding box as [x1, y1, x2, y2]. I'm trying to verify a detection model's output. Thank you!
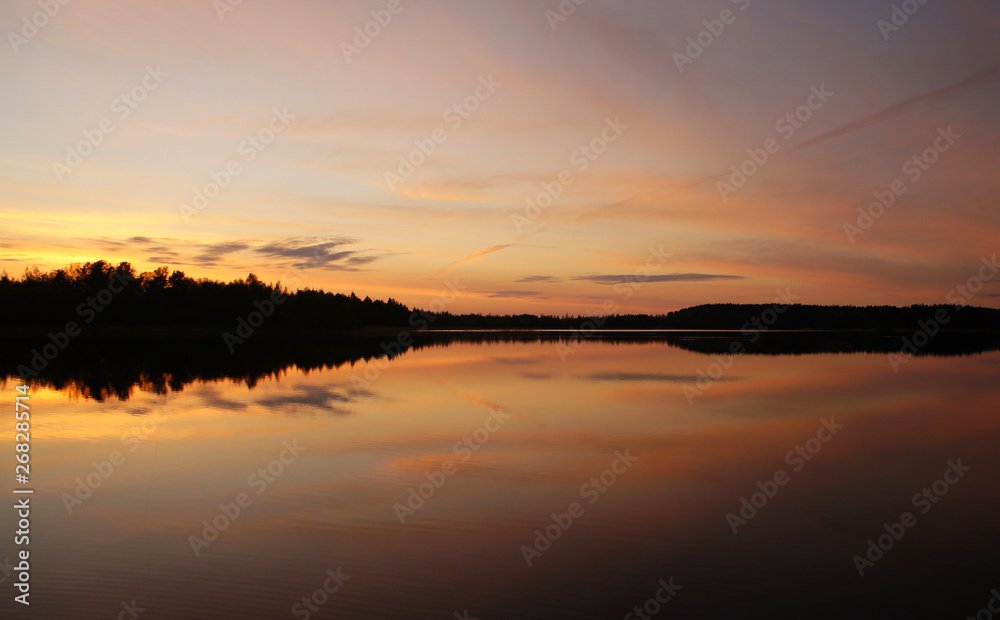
[641, 303, 1000, 331]
[419, 303, 1000, 331]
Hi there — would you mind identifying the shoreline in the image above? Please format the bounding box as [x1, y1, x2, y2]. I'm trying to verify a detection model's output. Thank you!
[2, 325, 1000, 340]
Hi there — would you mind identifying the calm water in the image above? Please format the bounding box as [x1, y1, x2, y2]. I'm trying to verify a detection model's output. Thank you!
[2, 335, 999, 619]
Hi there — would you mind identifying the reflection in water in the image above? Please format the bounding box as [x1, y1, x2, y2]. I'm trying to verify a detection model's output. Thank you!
[4, 330, 999, 401]
[579, 371, 736, 382]
[1, 336, 999, 618]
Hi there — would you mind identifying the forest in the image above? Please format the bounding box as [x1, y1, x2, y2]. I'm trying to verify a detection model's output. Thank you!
[1, 260, 998, 331]
[0, 260, 410, 329]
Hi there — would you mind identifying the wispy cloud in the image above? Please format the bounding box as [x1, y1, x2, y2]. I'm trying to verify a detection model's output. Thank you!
[76, 236, 382, 273]
[789, 62, 1000, 153]
[516, 275, 561, 283]
[254, 237, 379, 271]
[520, 372, 553, 380]
[434, 245, 515, 276]
[193, 242, 252, 266]
[580, 372, 739, 383]
[571, 273, 745, 285]
[486, 289, 547, 299]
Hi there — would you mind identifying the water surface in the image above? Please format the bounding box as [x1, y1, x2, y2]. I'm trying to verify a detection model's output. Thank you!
[2, 334, 998, 618]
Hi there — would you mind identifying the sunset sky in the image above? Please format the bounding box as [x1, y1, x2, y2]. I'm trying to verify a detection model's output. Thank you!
[2, 0, 998, 314]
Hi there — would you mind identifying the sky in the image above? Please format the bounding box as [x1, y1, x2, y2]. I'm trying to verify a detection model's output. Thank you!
[1, 0, 999, 314]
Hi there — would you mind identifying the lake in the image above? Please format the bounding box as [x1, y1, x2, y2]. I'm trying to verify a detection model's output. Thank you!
[2, 333, 998, 619]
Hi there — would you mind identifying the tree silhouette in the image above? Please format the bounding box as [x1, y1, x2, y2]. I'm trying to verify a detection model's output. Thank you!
[1, 260, 998, 332]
